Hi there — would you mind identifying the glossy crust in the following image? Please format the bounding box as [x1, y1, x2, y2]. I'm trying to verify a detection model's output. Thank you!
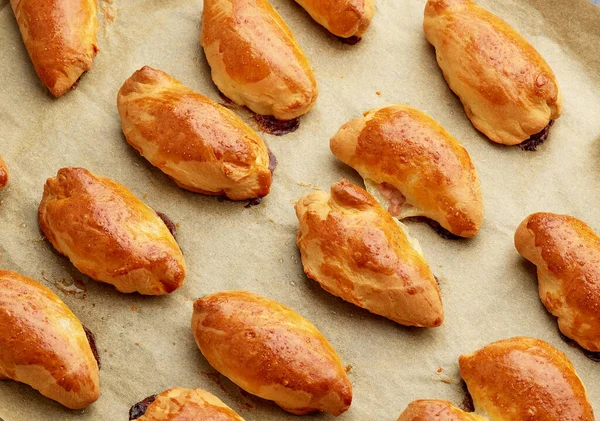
[0, 270, 99, 409]
[201, 0, 318, 120]
[515, 213, 600, 352]
[423, 0, 562, 145]
[192, 291, 352, 416]
[136, 388, 245, 420]
[118, 66, 272, 200]
[10, 0, 99, 97]
[330, 105, 482, 238]
[293, 0, 375, 38]
[295, 179, 444, 327]
[397, 400, 487, 421]
[0, 156, 7, 189]
[459, 337, 594, 421]
[38, 167, 185, 295]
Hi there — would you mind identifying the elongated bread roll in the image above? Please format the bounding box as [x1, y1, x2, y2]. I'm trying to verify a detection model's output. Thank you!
[397, 400, 487, 421]
[192, 291, 352, 416]
[295, 179, 444, 327]
[38, 167, 185, 295]
[201, 0, 318, 120]
[330, 105, 482, 238]
[0, 156, 7, 189]
[515, 212, 600, 352]
[130, 388, 245, 420]
[460, 337, 594, 421]
[118, 66, 273, 200]
[293, 0, 375, 39]
[0, 269, 99, 409]
[423, 0, 562, 145]
[10, 0, 99, 97]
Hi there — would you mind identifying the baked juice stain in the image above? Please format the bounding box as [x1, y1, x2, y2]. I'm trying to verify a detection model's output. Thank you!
[559, 331, 600, 362]
[156, 212, 177, 239]
[252, 114, 300, 136]
[338, 35, 361, 45]
[83, 326, 101, 368]
[129, 395, 157, 420]
[459, 381, 475, 412]
[519, 120, 554, 151]
[53, 278, 87, 299]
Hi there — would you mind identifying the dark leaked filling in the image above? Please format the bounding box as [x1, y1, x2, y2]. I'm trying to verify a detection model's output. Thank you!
[83, 326, 101, 369]
[268, 148, 278, 174]
[459, 380, 475, 412]
[245, 198, 262, 208]
[129, 395, 157, 420]
[252, 114, 300, 136]
[558, 330, 600, 362]
[519, 120, 554, 151]
[156, 212, 177, 239]
[338, 35, 361, 45]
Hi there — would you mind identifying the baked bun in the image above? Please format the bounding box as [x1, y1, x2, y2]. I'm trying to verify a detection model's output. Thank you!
[295, 179, 444, 327]
[515, 212, 600, 352]
[0, 156, 7, 189]
[130, 388, 244, 420]
[293, 0, 375, 39]
[38, 167, 185, 295]
[397, 400, 487, 421]
[459, 337, 594, 421]
[118, 66, 273, 200]
[10, 0, 99, 97]
[330, 105, 482, 238]
[192, 291, 352, 416]
[201, 0, 318, 120]
[0, 269, 99, 409]
[423, 0, 562, 145]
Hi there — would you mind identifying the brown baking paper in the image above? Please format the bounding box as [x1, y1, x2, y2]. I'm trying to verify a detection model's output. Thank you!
[0, 0, 599, 419]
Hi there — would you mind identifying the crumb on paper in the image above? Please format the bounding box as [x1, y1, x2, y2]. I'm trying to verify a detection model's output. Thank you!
[131, 305, 137, 312]
[436, 366, 444, 374]
[135, 342, 140, 346]
[376, 91, 382, 96]
[345, 364, 353, 373]
[143, 193, 148, 199]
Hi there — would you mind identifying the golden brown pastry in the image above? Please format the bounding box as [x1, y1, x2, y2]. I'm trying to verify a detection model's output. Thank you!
[201, 0, 318, 121]
[118, 66, 273, 200]
[330, 105, 482, 238]
[131, 388, 245, 420]
[0, 269, 99, 409]
[293, 0, 375, 39]
[295, 179, 444, 327]
[192, 291, 352, 416]
[0, 156, 8, 190]
[10, 0, 99, 97]
[38, 167, 185, 295]
[423, 0, 562, 145]
[397, 400, 487, 421]
[515, 213, 600, 352]
[459, 337, 594, 421]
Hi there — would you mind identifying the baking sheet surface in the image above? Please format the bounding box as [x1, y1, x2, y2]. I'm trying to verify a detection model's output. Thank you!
[0, 0, 599, 419]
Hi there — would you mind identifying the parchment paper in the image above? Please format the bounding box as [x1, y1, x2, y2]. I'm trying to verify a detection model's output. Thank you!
[1, 0, 599, 419]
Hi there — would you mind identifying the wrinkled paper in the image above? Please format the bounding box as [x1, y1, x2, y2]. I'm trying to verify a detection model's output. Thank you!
[1, 0, 599, 419]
